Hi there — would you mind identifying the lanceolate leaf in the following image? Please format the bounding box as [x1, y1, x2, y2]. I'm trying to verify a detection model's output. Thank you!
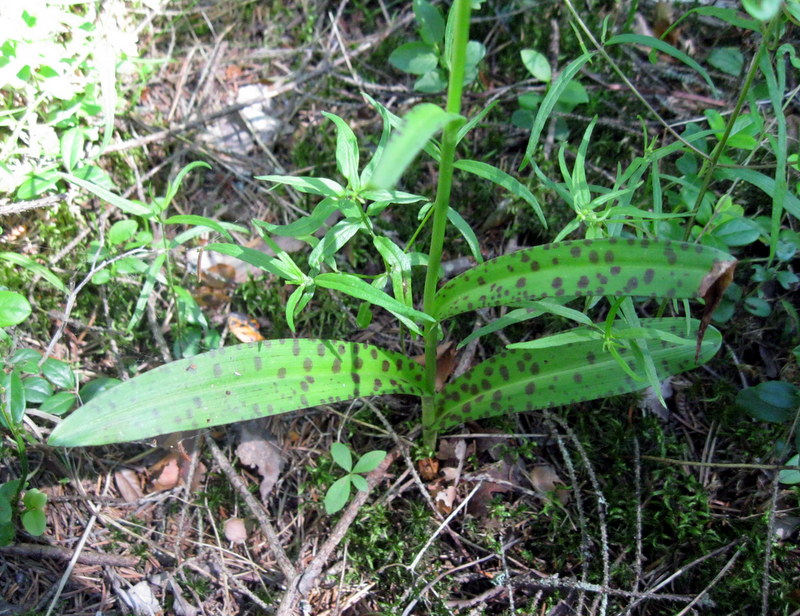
[432, 318, 720, 431]
[49, 339, 428, 446]
[433, 238, 735, 320]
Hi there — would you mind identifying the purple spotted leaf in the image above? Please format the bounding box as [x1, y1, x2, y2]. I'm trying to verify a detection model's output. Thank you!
[433, 239, 736, 320]
[48, 340, 428, 446]
[431, 318, 721, 431]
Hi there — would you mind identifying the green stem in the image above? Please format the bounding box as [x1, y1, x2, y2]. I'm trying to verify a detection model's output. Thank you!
[420, 0, 471, 451]
[683, 42, 763, 241]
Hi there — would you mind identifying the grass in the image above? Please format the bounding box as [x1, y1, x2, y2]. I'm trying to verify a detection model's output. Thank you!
[1, 0, 799, 614]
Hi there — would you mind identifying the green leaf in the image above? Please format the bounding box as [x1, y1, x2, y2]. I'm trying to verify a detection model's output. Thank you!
[22, 488, 47, 511]
[707, 47, 744, 76]
[715, 167, 800, 221]
[520, 49, 551, 82]
[331, 442, 353, 472]
[256, 198, 340, 237]
[779, 454, 800, 485]
[414, 0, 445, 46]
[0, 498, 11, 525]
[741, 0, 782, 20]
[206, 243, 300, 282]
[322, 112, 361, 190]
[350, 473, 369, 492]
[737, 381, 800, 424]
[0, 253, 66, 294]
[433, 318, 721, 430]
[48, 339, 427, 446]
[23, 376, 53, 404]
[606, 34, 716, 95]
[79, 377, 121, 403]
[163, 215, 238, 241]
[0, 370, 25, 426]
[352, 450, 386, 474]
[256, 174, 344, 197]
[308, 220, 361, 269]
[42, 358, 75, 389]
[433, 238, 735, 320]
[710, 217, 762, 246]
[315, 273, 434, 335]
[446, 207, 483, 264]
[107, 219, 139, 245]
[0, 522, 14, 546]
[60, 126, 85, 172]
[389, 42, 438, 75]
[414, 69, 448, 93]
[162, 162, 212, 210]
[39, 392, 77, 416]
[523, 52, 594, 168]
[465, 40, 486, 69]
[324, 476, 352, 514]
[59, 172, 152, 217]
[0, 291, 32, 327]
[744, 297, 771, 317]
[454, 159, 546, 227]
[21, 509, 46, 536]
[369, 103, 462, 191]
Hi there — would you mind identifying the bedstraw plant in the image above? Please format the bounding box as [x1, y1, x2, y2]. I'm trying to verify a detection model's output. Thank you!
[49, 0, 736, 455]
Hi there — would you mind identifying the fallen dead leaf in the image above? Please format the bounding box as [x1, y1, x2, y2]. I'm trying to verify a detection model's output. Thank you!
[434, 485, 457, 516]
[468, 460, 513, 517]
[116, 580, 163, 616]
[413, 342, 457, 390]
[418, 457, 439, 481]
[115, 469, 144, 503]
[696, 259, 736, 360]
[531, 464, 570, 505]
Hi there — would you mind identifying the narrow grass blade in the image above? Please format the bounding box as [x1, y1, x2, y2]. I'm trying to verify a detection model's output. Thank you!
[433, 318, 720, 430]
[368, 103, 462, 190]
[523, 52, 593, 168]
[454, 159, 546, 227]
[315, 272, 434, 334]
[49, 339, 428, 446]
[0, 253, 67, 294]
[606, 34, 717, 95]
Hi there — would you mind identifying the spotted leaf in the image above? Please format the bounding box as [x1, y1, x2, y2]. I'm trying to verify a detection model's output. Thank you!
[433, 239, 735, 320]
[49, 339, 427, 446]
[431, 318, 720, 431]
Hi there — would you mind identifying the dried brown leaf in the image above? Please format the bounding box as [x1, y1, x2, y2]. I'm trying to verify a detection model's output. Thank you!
[115, 469, 144, 503]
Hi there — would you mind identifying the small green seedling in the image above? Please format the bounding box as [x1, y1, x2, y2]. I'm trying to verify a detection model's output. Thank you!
[324, 444, 386, 514]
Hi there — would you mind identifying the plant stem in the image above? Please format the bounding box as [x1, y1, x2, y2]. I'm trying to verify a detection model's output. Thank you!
[421, 0, 471, 451]
[683, 41, 763, 240]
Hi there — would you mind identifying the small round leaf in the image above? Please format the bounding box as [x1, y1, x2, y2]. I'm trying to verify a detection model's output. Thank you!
[22, 509, 46, 536]
[42, 358, 76, 389]
[39, 392, 77, 416]
[23, 488, 47, 510]
[520, 49, 551, 82]
[0, 291, 31, 327]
